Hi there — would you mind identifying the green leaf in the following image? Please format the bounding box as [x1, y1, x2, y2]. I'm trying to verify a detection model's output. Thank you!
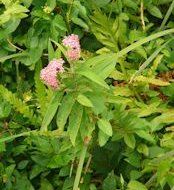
[0, 101, 11, 118]
[5, 164, 16, 177]
[157, 159, 171, 184]
[71, 17, 89, 30]
[76, 68, 109, 89]
[40, 178, 54, 190]
[52, 14, 67, 32]
[48, 40, 55, 61]
[135, 130, 155, 143]
[124, 134, 136, 149]
[76, 94, 93, 107]
[102, 171, 117, 190]
[68, 102, 83, 146]
[41, 91, 63, 131]
[30, 165, 45, 179]
[98, 130, 110, 146]
[147, 5, 163, 19]
[137, 144, 149, 156]
[94, 0, 111, 7]
[114, 86, 133, 97]
[46, 0, 56, 11]
[134, 75, 170, 86]
[97, 119, 113, 136]
[56, 93, 76, 131]
[128, 180, 147, 190]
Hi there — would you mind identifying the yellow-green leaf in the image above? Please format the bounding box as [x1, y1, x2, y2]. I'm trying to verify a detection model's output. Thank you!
[77, 94, 93, 107]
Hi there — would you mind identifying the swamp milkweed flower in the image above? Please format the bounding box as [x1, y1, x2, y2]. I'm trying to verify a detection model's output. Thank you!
[40, 58, 64, 89]
[62, 34, 81, 61]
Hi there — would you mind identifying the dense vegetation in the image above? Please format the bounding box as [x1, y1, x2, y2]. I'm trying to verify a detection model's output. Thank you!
[1, 0, 174, 189]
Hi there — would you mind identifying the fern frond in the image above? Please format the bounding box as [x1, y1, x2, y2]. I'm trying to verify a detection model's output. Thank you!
[90, 10, 119, 52]
[34, 60, 47, 116]
[90, 10, 128, 52]
[112, 105, 154, 143]
[0, 84, 39, 125]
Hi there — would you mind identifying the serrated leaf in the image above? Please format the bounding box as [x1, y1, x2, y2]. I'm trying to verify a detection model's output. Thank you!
[76, 94, 93, 107]
[124, 134, 136, 149]
[134, 75, 170, 86]
[114, 86, 133, 97]
[97, 119, 113, 136]
[68, 102, 83, 146]
[56, 93, 75, 131]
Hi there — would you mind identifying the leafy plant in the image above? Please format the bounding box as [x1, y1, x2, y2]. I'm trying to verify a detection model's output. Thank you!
[1, 0, 174, 190]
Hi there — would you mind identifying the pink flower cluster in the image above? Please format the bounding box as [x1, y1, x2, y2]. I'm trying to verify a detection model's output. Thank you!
[40, 34, 80, 89]
[40, 59, 64, 89]
[62, 34, 80, 61]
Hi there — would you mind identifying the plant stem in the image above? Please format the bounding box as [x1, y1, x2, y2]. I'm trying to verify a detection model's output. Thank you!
[159, 0, 174, 31]
[15, 61, 21, 96]
[0, 130, 37, 143]
[73, 145, 87, 190]
[140, 0, 145, 31]
[0, 52, 27, 63]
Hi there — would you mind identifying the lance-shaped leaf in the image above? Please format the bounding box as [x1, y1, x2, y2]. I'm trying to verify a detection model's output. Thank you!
[41, 91, 64, 131]
[68, 102, 83, 146]
[76, 68, 109, 89]
[56, 93, 75, 131]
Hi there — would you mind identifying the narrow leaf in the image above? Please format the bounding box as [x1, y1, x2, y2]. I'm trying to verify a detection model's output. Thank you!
[76, 69, 109, 89]
[68, 102, 83, 146]
[56, 93, 75, 131]
[41, 91, 63, 131]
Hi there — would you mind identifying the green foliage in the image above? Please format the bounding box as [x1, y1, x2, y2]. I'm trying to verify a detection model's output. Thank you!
[0, 84, 38, 125]
[1, 0, 174, 190]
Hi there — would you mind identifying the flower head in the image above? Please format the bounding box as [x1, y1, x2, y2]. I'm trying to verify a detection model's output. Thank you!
[66, 48, 81, 61]
[40, 58, 65, 89]
[62, 34, 80, 49]
[62, 34, 81, 61]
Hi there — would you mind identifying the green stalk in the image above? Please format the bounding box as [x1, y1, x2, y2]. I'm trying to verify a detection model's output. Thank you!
[0, 52, 27, 63]
[159, 0, 174, 31]
[73, 145, 87, 190]
[15, 61, 21, 96]
[0, 130, 37, 143]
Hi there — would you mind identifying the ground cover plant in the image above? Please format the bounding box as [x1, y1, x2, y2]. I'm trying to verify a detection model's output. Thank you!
[1, 0, 174, 189]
